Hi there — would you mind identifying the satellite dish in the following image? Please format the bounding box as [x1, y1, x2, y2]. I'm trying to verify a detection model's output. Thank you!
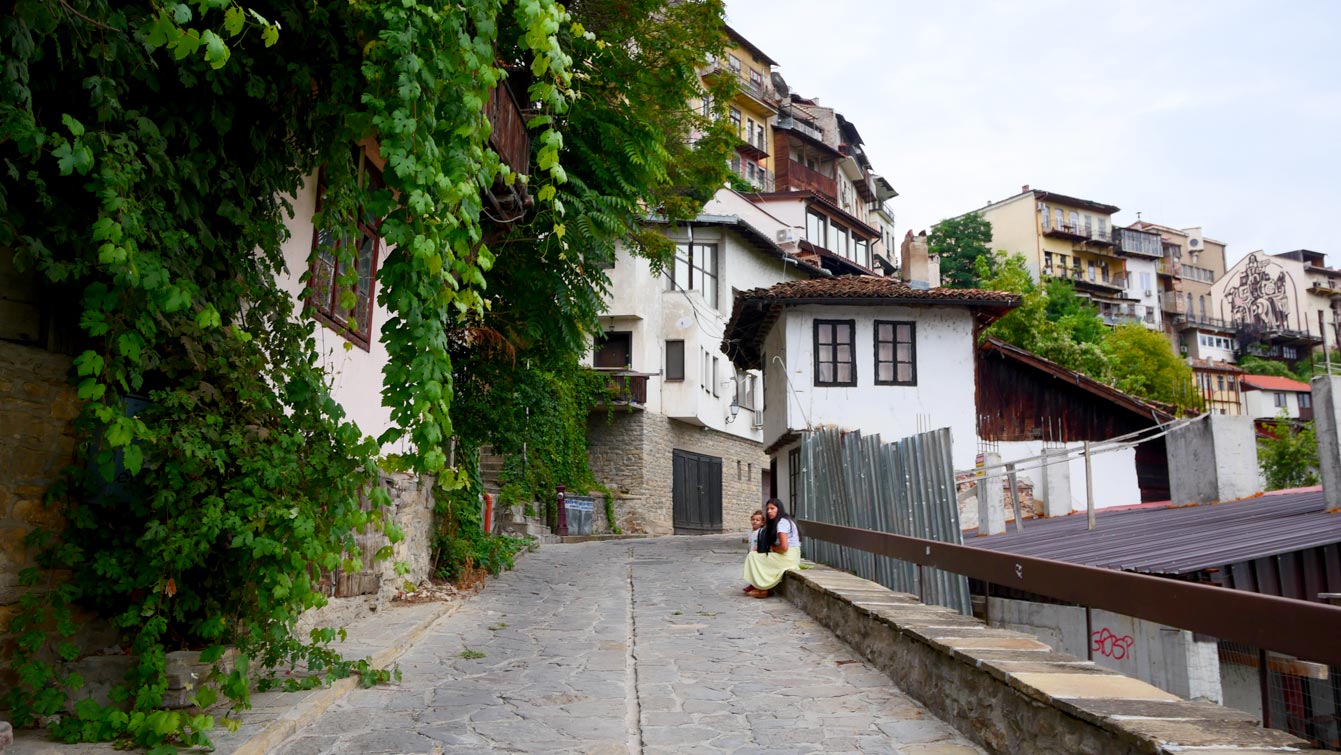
[676, 317, 692, 330]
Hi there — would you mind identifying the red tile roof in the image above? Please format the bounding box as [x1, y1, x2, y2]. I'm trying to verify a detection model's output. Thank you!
[1241, 374, 1311, 392]
[735, 275, 1020, 304]
[721, 275, 1021, 370]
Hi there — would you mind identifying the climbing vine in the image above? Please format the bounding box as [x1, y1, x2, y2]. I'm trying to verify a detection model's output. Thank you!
[2, 0, 731, 748]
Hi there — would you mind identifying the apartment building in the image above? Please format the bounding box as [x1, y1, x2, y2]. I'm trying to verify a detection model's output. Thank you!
[702, 26, 780, 192]
[1209, 249, 1328, 367]
[583, 25, 903, 536]
[973, 187, 1158, 328]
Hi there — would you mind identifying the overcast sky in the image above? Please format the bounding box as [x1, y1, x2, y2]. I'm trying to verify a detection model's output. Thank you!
[724, 0, 1341, 265]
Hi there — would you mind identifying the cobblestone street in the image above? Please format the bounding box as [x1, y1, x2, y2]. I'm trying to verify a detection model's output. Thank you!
[273, 536, 984, 755]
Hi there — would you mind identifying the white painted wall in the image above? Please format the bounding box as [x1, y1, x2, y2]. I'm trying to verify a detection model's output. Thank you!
[1243, 389, 1304, 420]
[275, 174, 401, 450]
[1122, 257, 1162, 330]
[997, 440, 1143, 509]
[764, 303, 980, 469]
[598, 212, 813, 438]
[1189, 331, 1236, 362]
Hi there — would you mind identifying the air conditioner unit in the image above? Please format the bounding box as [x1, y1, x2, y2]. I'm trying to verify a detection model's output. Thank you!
[1037, 202, 1046, 212]
[1144, 289, 1154, 297]
[776, 228, 797, 244]
[1183, 227, 1204, 253]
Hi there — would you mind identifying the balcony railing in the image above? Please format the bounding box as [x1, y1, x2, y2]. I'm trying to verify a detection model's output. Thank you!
[781, 159, 837, 202]
[703, 60, 776, 105]
[1041, 219, 1113, 245]
[776, 114, 825, 142]
[1114, 228, 1164, 258]
[731, 162, 774, 192]
[1044, 266, 1127, 290]
[594, 370, 648, 407]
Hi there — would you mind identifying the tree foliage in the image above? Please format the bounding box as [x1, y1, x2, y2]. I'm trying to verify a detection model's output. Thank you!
[1102, 324, 1200, 410]
[1237, 355, 1297, 378]
[1260, 417, 1320, 491]
[978, 254, 1201, 412]
[0, 0, 732, 747]
[930, 212, 993, 288]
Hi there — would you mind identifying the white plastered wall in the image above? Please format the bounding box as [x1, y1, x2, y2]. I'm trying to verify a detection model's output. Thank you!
[275, 173, 401, 449]
[768, 303, 980, 469]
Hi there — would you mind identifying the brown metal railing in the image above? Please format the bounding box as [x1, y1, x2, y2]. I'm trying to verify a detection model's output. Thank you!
[796, 519, 1341, 668]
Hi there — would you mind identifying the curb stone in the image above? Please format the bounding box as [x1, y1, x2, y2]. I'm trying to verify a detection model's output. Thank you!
[228, 599, 459, 755]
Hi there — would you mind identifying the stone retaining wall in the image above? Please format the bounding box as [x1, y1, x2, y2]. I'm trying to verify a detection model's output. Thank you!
[779, 564, 1330, 754]
[587, 410, 769, 535]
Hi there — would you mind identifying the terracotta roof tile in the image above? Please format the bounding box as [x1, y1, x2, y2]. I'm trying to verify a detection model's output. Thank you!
[735, 275, 1021, 305]
[1241, 374, 1311, 392]
[723, 275, 1020, 370]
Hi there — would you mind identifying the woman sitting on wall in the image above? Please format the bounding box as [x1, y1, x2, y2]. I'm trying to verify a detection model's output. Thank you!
[743, 498, 802, 598]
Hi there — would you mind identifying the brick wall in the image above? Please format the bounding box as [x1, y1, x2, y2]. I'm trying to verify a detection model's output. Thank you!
[588, 410, 769, 535]
[0, 340, 81, 689]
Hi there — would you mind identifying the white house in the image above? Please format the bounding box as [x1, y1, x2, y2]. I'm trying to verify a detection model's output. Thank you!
[720, 275, 1019, 508]
[585, 201, 828, 535]
[1240, 374, 1312, 421]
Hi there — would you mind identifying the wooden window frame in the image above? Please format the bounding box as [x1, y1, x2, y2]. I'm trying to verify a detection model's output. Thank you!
[874, 320, 917, 386]
[813, 318, 857, 387]
[307, 152, 384, 351]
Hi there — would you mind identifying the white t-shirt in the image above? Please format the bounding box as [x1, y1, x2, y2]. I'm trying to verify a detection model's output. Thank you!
[749, 528, 760, 550]
[773, 518, 801, 548]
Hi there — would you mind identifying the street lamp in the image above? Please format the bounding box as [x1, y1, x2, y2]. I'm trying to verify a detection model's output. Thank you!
[726, 396, 741, 424]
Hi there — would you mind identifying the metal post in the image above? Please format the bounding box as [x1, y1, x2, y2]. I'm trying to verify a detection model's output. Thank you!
[1085, 441, 1096, 531]
[1259, 647, 1272, 729]
[1085, 606, 1094, 661]
[1008, 463, 1024, 532]
[556, 484, 568, 537]
[1320, 310, 1331, 377]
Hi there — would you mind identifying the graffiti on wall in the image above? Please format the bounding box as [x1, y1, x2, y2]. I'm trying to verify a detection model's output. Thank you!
[1091, 627, 1135, 660]
[1224, 253, 1296, 331]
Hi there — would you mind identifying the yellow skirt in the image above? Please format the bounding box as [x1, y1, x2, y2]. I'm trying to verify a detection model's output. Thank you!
[743, 548, 801, 590]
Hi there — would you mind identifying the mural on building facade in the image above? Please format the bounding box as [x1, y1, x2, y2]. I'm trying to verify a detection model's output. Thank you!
[1223, 253, 1296, 331]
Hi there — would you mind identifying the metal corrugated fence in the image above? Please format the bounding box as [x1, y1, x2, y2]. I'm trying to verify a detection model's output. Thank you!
[798, 427, 971, 615]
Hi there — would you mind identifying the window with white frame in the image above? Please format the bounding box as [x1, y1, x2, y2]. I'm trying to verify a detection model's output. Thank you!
[806, 211, 826, 248]
[1274, 392, 1287, 407]
[668, 242, 719, 308]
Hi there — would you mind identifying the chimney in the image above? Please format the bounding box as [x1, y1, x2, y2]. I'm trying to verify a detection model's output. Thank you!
[1021, 184, 1031, 193]
[900, 230, 939, 290]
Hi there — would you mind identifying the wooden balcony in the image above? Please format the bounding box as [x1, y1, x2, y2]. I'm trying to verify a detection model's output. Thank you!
[483, 83, 532, 223]
[779, 159, 837, 203]
[592, 370, 650, 410]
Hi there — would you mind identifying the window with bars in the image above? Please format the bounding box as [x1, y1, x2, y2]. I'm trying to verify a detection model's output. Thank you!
[813, 319, 856, 386]
[308, 149, 385, 350]
[875, 320, 916, 385]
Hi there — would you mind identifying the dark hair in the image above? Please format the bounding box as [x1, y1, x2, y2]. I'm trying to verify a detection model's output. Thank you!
[757, 498, 798, 554]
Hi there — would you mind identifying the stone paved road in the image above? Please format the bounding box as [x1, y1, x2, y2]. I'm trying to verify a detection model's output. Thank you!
[274, 536, 985, 755]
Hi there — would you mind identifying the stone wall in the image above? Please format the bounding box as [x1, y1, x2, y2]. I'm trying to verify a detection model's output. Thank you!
[0, 341, 81, 690]
[588, 410, 769, 535]
[779, 564, 1318, 754]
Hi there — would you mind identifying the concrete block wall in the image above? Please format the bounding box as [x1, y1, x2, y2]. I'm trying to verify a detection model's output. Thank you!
[587, 411, 769, 535]
[1167, 414, 1259, 504]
